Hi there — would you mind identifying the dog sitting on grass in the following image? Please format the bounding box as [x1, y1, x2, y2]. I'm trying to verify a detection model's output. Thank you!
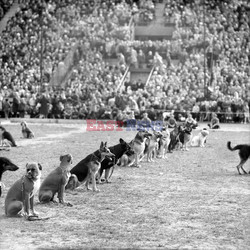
[20, 121, 35, 139]
[191, 128, 209, 147]
[5, 162, 42, 219]
[157, 126, 171, 159]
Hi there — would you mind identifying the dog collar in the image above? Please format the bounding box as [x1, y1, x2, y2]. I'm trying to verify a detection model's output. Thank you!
[92, 150, 102, 162]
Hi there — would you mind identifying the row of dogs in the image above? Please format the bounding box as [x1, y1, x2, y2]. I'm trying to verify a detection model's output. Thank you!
[0, 122, 249, 221]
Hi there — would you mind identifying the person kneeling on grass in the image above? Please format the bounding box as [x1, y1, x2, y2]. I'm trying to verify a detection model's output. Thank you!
[208, 113, 220, 129]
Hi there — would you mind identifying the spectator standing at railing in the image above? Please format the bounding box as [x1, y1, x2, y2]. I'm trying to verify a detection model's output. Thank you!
[129, 48, 138, 68]
[164, 112, 177, 128]
[192, 102, 200, 121]
[137, 49, 146, 68]
[243, 101, 250, 124]
[12, 92, 20, 118]
[146, 50, 154, 68]
[141, 112, 151, 124]
[2, 98, 11, 119]
[38, 93, 50, 119]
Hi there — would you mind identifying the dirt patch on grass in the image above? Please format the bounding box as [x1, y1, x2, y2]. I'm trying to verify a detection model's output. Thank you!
[0, 123, 249, 249]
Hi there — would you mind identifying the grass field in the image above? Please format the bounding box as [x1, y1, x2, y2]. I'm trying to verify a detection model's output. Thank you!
[0, 120, 249, 250]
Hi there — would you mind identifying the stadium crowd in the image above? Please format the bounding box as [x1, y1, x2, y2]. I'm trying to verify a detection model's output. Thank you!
[0, 0, 249, 124]
[0, 0, 14, 20]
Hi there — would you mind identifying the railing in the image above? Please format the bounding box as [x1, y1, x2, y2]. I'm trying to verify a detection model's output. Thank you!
[128, 15, 135, 40]
[116, 65, 130, 93]
[49, 42, 79, 88]
[145, 66, 155, 87]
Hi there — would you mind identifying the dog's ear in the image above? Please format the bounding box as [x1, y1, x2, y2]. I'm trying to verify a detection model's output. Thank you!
[100, 141, 104, 148]
[119, 138, 125, 144]
[104, 142, 107, 147]
[38, 163, 42, 171]
[60, 155, 63, 161]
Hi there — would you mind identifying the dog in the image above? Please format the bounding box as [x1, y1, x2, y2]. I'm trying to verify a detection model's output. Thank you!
[117, 141, 135, 167]
[20, 121, 35, 138]
[66, 142, 114, 192]
[179, 122, 197, 151]
[39, 154, 73, 205]
[168, 125, 183, 152]
[5, 162, 42, 219]
[127, 131, 152, 167]
[143, 131, 162, 162]
[0, 157, 19, 197]
[157, 126, 171, 159]
[0, 126, 17, 147]
[227, 141, 250, 175]
[191, 128, 209, 147]
[98, 138, 134, 183]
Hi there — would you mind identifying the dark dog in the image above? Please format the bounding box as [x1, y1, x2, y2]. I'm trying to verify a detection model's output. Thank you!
[179, 122, 197, 151]
[98, 138, 134, 183]
[0, 126, 17, 147]
[66, 142, 114, 192]
[39, 154, 73, 205]
[5, 162, 42, 219]
[117, 144, 135, 167]
[0, 157, 19, 197]
[227, 141, 250, 175]
[168, 125, 183, 152]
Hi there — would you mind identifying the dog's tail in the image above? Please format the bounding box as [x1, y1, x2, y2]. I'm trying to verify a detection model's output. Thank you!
[227, 141, 242, 151]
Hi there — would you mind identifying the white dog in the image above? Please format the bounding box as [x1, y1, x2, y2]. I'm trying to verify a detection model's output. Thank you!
[191, 128, 209, 147]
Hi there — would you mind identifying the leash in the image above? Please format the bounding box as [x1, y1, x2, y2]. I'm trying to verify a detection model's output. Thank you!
[26, 215, 55, 221]
[21, 176, 52, 221]
[105, 150, 117, 180]
[0, 181, 2, 197]
[90, 150, 102, 163]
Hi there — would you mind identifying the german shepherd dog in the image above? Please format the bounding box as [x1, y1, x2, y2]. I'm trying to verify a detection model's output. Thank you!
[227, 141, 250, 175]
[168, 125, 183, 153]
[128, 131, 152, 167]
[144, 131, 162, 162]
[179, 122, 197, 151]
[66, 142, 114, 192]
[98, 138, 134, 183]
[0, 157, 19, 197]
[158, 126, 171, 159]
[117, 142, 135, 167]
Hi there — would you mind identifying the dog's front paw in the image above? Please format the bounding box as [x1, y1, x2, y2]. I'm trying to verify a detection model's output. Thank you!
[31, 210, 39, 217]
[66, 202, 73, 207]
[93, 188, 100, 192]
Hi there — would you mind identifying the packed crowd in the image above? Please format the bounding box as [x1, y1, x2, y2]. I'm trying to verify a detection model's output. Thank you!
[0, 0, 14, 20]
[0, 0, 133, 92]
[0, 0, 249, 124]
